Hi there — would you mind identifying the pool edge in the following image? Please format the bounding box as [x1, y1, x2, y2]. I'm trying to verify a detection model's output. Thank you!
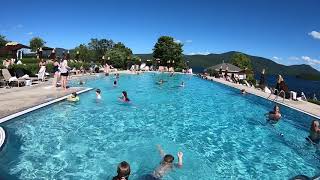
[0, 88, 93, 124]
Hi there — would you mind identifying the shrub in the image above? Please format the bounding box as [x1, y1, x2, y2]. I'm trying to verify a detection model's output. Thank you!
[10, 64, 39, 76]
[21, 58, 39, 64]
[308, 99, 320, 106]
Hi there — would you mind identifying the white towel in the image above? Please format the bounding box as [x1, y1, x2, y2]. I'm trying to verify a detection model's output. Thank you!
[9, 76, 18, 82]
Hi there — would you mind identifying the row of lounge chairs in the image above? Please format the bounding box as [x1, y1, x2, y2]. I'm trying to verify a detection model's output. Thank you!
[0, 69, 41, 88]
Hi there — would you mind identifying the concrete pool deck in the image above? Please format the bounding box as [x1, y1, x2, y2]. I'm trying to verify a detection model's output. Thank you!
[202, 75, 320, 119]
[0, 80, 91, 121]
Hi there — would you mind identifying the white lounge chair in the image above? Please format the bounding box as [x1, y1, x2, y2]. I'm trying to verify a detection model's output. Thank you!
[1, 69, 26, 87]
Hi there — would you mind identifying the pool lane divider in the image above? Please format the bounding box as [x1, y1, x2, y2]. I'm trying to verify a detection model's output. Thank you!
[0, 88, 93, 124]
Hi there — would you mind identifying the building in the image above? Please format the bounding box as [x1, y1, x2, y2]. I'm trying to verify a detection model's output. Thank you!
[205, 62, 247, 79]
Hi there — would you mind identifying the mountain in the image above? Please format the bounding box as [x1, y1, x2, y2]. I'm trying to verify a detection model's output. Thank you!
[135, 51, 320, 80]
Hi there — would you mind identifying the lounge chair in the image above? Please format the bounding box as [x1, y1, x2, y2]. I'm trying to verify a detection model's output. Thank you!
[1, 69, 26, 87]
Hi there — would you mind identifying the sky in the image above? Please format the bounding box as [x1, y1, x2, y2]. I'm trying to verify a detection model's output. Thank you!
[1, 0, 320, 70]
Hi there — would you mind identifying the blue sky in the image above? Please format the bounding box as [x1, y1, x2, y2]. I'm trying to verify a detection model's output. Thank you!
[1, 0, 320, 70]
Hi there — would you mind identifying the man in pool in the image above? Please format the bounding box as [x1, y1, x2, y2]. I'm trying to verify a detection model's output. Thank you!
[112, 161, 131, 180]
[146, 145, 183, 179]
[157, 79, 164, 85]
[113, 80, 118, 87]
[267, 105, 282, 122]
[306, 120, 320, 144]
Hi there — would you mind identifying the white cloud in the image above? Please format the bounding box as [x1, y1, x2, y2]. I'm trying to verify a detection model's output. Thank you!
[301, 56, 320, 65]
[185, 40, 192, 43]
[272, 56, 282, 60]
[26, 32, 33, 35]
[308, 31, 320, 40]
[288, 56, 300, 61]
[174, 39, 181, 43]
[188, 51, 211, 55]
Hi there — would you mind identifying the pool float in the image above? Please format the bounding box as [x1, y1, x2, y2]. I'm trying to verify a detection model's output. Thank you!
[67, 96, 80, 102]
[0, 127, 5, 151]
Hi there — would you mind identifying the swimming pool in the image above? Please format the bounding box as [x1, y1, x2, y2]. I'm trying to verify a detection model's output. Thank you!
[0, 72, 319, 179]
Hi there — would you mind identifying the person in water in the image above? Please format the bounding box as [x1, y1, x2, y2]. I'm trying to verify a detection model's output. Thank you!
[157, 79, 164, 85]
[306, 120, 320, 144]
[67, 92, 80, 102]
[79, 80, 85, 85]
[96, 89, 101, 99]
[148, 145, 183, 179]
[268, 105, 282, 121]
[120, 91, 130, 102]
[112, 161, 131, 180]
[241, 89, 246, 94]
[180, 81, 185, 87]
[113, 80, 118, 87]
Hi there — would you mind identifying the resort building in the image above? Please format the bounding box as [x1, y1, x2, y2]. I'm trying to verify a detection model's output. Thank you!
[206, 62, 247, 79]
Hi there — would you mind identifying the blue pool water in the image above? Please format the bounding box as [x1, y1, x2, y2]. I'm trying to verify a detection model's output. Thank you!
[0, 72, 319, 179]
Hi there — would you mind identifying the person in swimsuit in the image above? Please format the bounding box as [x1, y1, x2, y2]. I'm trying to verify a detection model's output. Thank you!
[59, 59, 70, 91]
[112, 161, 130, 180]
[241, 89, 246, 94]
[179, 82, 185, 87]
[146, 145, 183, 179]
[120, 91, 130, 102]
[113, 80, 118, 87]
[96, 89, 101, 99]
[52, 59, 60, 87]
[67, 92, 80, 102]
[307, 120, 320, 144]
[157, 79, 164, 85]
[268, 105, 282, 122]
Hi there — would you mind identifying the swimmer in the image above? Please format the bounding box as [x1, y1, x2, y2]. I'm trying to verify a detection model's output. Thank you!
[67, 92, 80, 102]
[113, 80, 118, 87]
[306, 120, 320, 144]
[96, 89, 101, 99]
[79, 80, 85, 85]
[169, 72, 174, 77]
[148, 145, 183, 179]
[119, 91, 130, 102]
[179, 82, 185, 87]
[241, 89, 246, 94]
[116, 73, 120, 79]
[157, 79, 164, 85]
[112, 161, 130, 180]
[267, 105, 282, 121]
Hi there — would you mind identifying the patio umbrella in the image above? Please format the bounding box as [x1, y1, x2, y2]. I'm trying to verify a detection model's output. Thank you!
[75, 51, 79, 60]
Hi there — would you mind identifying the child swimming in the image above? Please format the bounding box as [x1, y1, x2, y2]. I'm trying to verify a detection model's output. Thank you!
[96, 89, 101, 99]
[112, 161, 130, 180]
[67, 92, 80, 102]
[147, 145, 183, 179]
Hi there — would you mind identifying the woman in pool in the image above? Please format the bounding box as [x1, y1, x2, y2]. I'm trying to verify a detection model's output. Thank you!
[96, 89, 101, 99]
[112, 161, 130, 180]
[268, 105, 282, 121]
[67, 92, 80, 102]
[113, 80, 118, 87]
[120, 91, 130, 102]
[306, 120, 320, 144]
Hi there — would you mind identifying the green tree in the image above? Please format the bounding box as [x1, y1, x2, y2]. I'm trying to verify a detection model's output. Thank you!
[29, 37, 46, 52]
[73, 44, 93, 62]
[153, 36, 184, 68]
[0, 35, 8, 48]
[231, 53, 252, 70]
[88, 38, 114, 60]
[104, 42, 132, 68]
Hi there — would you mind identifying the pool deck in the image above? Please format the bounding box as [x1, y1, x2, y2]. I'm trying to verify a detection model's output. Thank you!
[202, 75, 320, 119]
